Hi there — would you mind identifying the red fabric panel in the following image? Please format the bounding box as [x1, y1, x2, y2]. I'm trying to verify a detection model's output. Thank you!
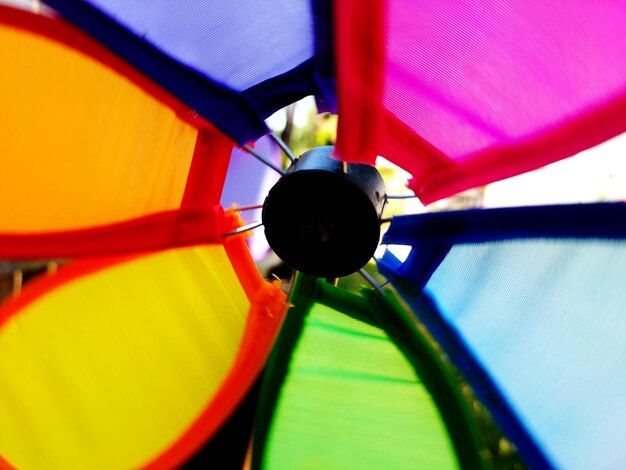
[334, 0, 386, 165]
[0, 209, 224, 260]
[182, 129, 234, 209]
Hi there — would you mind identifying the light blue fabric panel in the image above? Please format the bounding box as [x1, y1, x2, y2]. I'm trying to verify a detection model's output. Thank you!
[425, 239, 626, 470]
[84, 0, 314, 90]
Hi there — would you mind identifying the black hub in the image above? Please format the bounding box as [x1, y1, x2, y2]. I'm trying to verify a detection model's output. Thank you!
[262, 146, 386, 278]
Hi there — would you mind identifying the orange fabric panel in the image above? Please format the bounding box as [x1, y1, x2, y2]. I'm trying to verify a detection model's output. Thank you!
[0, 13, 198, 233]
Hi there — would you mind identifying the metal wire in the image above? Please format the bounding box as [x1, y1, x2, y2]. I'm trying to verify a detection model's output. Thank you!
[270, 131, 297, 163]
[231, 204, 264, 212]
[222, 221, 263, 237]
[358, 268, 386, 296]
[386, 194, 418, 199]
[242, 145, 286, 176]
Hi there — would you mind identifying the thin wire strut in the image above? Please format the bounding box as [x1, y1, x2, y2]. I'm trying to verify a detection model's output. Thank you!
[358, 268, 386, 296]
[270, 131, 297, 163]
[232, 204, 264, 212]
[386, 194, 418, 200]
[242, 145, 286, 176]
[222, 221, 263, 237]
[12, 270, 23, 298]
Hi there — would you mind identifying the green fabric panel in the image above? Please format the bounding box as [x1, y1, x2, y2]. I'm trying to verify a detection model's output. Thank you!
[262, 302, 459, 470]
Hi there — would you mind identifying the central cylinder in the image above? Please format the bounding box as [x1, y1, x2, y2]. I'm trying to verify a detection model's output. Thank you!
[262, 146, 386, 278]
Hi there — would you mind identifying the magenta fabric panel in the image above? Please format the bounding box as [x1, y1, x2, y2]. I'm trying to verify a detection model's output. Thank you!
[377, 1, 626, 203]
[386, 0, 625, 155]
[383, 0, 626, 202]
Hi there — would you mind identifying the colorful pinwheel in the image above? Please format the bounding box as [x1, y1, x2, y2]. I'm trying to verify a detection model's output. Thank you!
[1, 2, 625, 469]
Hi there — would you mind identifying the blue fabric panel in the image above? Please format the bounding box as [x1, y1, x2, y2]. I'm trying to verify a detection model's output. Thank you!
[385, 279, 554, 470]
[383, 203, 626, 247]
[378, 242, 451, 289]
[380, 203, 626, 470]
[242, 60, 319, 119]
[43, 0, 330, 143]
[382, 202, 626, 286]
[243, 0, 337, 116]
[221, 136, 281, 260]
[376, 248, 405, 280]
[310, 0, 336, 113]
[424, 240, 626, 470]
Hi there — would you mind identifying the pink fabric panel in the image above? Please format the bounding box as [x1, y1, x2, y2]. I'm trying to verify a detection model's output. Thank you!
[336, 0, 626, 203]
[383, 0, 626, 202]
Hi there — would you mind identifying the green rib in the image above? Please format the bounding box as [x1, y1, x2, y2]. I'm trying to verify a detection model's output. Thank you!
[254, 274, 489, 469]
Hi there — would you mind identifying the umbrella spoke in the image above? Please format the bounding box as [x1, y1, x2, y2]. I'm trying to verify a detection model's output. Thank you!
[242, 145, 286, 176]
[222, 221, 263, 237]
[358, 268, 385, 295]
[269, 131, 296, 164]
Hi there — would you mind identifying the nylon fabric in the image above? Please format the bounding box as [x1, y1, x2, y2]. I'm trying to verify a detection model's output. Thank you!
[0, 16, 198, 232]
[0, 245, 249, 470]
[424, 239, 626, 470]
[262, 302, 458, 470]
[381, 205, 626, 468]
[334, 0, 385, 165]
[394, 0, 626, 202]
[77, 0, 314, 91]
[336, 0, 626, 203]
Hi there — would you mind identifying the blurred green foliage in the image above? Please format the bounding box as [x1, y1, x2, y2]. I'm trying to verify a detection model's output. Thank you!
[286, 110, 338, 159]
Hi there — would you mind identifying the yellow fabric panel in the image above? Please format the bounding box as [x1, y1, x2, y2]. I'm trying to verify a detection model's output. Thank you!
[0, 245, 249, 470]
[0, 24, 198, 232]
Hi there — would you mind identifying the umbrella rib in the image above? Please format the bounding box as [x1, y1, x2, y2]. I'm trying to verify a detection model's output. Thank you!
[222, 221, 263, 237]
[242, 145, 286, 176]
[269, 131, 296, 163]
[386, 194, 417, 199]
[358, 268, 386, 296]
[230, 204, 264, 212]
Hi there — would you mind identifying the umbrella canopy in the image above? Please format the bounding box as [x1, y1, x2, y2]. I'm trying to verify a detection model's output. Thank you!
[0, 6, 288, 468]
[39, 0, 335, 143]
[1, 2, 626, 469]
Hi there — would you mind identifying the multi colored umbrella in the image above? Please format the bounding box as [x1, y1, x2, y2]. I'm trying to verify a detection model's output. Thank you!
[0, 7, 287, 468]
[1, 2, 625, 469]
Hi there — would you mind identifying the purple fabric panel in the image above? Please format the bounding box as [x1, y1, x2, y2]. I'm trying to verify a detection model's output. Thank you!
[84, 0, 314, 91]
[221, 136, 281, 260]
